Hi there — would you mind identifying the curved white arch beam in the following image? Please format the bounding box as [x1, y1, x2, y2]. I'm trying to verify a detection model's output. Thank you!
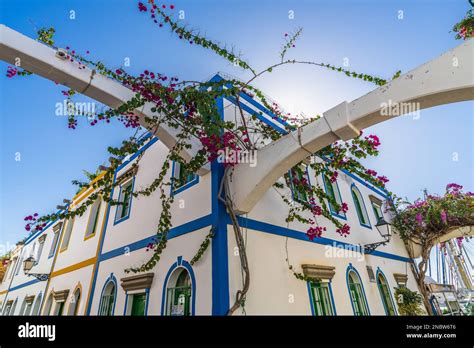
[0, 24, 209, 175]
[229, 40, 474, 214]
[407, 226, 474, 259]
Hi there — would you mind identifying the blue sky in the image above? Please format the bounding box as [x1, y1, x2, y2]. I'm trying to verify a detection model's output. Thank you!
[0, 0, 472, 249]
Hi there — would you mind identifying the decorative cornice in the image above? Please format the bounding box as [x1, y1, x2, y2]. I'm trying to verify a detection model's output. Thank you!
[53, 289, 69, 302]
[393, 273, 408, 285]
[25, 295, 35, 303]
[302, 264, 336, 280]
[53, 222, 63, 233]
[120, 272, 154, 292]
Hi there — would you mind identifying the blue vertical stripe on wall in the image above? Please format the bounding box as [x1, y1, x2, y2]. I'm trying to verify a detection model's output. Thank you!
[211, 96, 230, 315]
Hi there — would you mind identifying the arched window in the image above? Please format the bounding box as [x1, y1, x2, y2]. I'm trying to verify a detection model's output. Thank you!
[10, 299, 18, 316]
[43, 293, 53, 315]
[33, 293, 42, 315]
[85, 198, 102, 238]
[347, 269, 370, 316]
[288, 166, 311, 204]
[3, 301, 13, 315]
[165, 268, 192, 316]
[99, 281, 116, 316]
[351, 185, 370, 227]
[323, 174, 345, 218]
[19, 298, 27, 315]
[68, 288, 81, 315]
[377, 272, 396, 315]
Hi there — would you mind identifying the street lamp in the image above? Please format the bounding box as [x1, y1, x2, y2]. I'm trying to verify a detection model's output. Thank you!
[364, 218, 393, 254]
[23, 256, 35, 272]
[23, 256, 49, 281]
[375, 217, 393, 240]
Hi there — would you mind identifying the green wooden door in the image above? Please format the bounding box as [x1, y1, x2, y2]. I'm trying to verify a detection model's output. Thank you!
[130, 293, 146, 316]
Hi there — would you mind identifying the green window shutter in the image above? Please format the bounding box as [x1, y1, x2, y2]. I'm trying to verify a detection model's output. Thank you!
[378, 276, 396, 315]
[310, 282, 334, 316]
[324, 176, 337, 212]
[352, 190, 366, 225]
[120, 184, 132, 219]
[349, 272, 369, 315]
[130, 293, 146, 316]
[372, 203, 382, 222]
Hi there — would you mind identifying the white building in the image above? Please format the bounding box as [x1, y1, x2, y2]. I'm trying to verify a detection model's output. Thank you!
[0, 74, 420, 316]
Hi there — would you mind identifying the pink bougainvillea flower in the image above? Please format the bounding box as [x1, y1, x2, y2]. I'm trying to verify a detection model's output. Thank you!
[365, 169, 377, 177]
[440, 210, 447, 224]
[377, 175, 389, 184]
[6, 66, 18, 78]
[138, 2, 148, 12]
[336, 224, 350, 237]
[446, 183, 463, 193]
[306, 226, 326, 241]
[415, 213, 423, 226]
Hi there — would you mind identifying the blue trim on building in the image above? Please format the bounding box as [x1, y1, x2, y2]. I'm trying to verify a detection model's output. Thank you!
[123, 291, 129, 315]
[306, 282, 315, 316]
[343, 169, 388, 198]
[375, 267, 398, 315]
[211, 96, 230, 315]
[225, 95, 288, 134]
[23, 208, 67, 246]
[6, 278, 41, 293]
[328, 280, 337, 315]
[99, 214, 213, 262]
[144, 288, 150, 315]
[350, 183, 372, 229]
[346, 263, 371, 315]
[209, 73, 291, 130]
[160, 256, 197, 315]
[229, 215, 412, 263]
[115, 136, 158, 173]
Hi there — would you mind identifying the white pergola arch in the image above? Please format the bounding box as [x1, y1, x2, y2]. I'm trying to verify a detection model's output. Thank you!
[1, 24, 473, 223]
[228, 40, 473, 214]
[0, 24, 209, 175]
